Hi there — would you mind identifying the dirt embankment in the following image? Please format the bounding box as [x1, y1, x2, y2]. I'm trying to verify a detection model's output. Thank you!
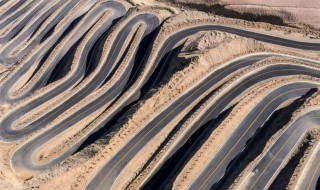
[158, 0, 320, 30]
[1, 1, 320, 190]
[269, 129, 320, 190]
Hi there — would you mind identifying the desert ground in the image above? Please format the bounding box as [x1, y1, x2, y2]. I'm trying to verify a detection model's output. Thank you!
[0, 0, 319, 190]
[160, 0, 320, 29]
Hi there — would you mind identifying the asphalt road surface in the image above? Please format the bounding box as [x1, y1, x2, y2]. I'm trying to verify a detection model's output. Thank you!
[86, 64, 320, 189]
[188, 83, 318, 190]
[2, 2, 320, 189]
[0, 0, 83, 66]
[0, 0, 102, 103]
[236, 110, 320, 190]
[84, 15, 320, 190]
[0, 1, 129, 142]
[11, 13, 160, 171]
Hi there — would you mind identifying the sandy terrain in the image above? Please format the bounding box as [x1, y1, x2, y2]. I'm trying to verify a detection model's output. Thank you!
[0, 0, 319, 190]
[158, 0, 320, 30]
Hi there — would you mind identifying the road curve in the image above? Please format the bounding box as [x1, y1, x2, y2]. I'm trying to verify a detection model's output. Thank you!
[83, 16, 320, 188]
[295, 141, 320, 190]
[236, 110, 320, 190]
[0, 0, 83, 66]
[0, 0, 121, 104]
[187, 83, 318, 190]
[0, 1, 129, 142]
[10, 13, 160, 171]
[142, 81, 318, 190]
[0, 1, 319, 190]
[86, 63, 320, 189]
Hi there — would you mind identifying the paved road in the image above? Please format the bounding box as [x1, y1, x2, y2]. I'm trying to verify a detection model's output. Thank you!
[0, 0, 100, 103]
[187, 83, 318, 190]
[86, 64, 320, 190]
[0, 1, 130, 142]
[83, 19, 320, 189]
[143, 83, 318, 190]
[2, 5, 319, 104]
[296, 142, 320, 190]
[0, 0, 40, 40]
[306, 159, 320, 190]
[0, 0, 9, 8]
[2, 1, 320, 189]
[11, 13, 159, 171]
[237, 110, 320, 190]
[0, 0, 73, 65]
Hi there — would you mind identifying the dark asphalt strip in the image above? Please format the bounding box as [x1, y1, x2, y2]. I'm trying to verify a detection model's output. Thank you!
[188, 84, 318, 189]
[11, 14, 160, 172]
[86, 64, 320, 190]
[0, 0, 100, 103]
[0, 6, 124, 141]
[240, 111, 320, 190]
[142, 106, 234, 190]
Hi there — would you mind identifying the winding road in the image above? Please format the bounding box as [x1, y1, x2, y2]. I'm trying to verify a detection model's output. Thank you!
[0, 1, 319, 190]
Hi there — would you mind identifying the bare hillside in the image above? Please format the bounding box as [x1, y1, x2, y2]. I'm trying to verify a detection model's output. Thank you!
[159, 0, 320, 29]
[0, 1, 320, 190]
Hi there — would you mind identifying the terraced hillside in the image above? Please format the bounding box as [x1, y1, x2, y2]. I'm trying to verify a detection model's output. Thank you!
[0, 0, 319, 190]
